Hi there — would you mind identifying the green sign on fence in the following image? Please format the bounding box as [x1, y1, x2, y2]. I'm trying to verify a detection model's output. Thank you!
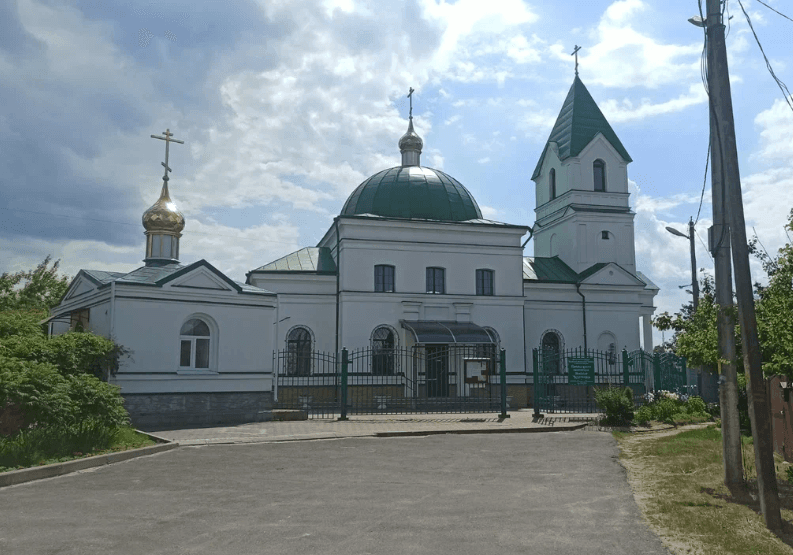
[568, 357, 595, 386]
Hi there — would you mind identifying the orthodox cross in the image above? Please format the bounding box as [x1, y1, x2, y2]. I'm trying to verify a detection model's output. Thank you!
[407, 87, 415, 119]
[571, 45, 582, 76]
[150, 128, 184, 180]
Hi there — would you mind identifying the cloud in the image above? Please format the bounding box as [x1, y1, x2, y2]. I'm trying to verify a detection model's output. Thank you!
[444, 114, 462, 125]
[557, 0, 701, 90]
[599, 84, 708, 123]
[477, 157, 491, 164]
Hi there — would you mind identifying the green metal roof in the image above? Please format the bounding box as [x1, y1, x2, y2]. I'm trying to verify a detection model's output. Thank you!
[250, 247, 337, 274]
[635, 270, 659, 291]
[341, 166, 482, 222]
[532, 76, 632, 179]
[522, 256, 580, 283]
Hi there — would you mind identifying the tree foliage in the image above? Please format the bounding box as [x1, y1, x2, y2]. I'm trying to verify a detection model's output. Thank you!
[655, 209, 793, 379]
[0, 256, 70, 313]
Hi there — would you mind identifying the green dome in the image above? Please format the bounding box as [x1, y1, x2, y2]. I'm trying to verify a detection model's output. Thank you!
[341, 166, 483, 221]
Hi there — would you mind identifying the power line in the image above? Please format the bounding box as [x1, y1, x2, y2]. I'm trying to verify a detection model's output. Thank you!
[755, 0, 793, 23]
[694, 229, 714, 260]
[694, 140, 710, 225]
[0, 206, 303, 247]
[737, 0, 793, 114]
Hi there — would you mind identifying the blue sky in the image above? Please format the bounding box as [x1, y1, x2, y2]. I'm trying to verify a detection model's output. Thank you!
[1, 0, 792, 344]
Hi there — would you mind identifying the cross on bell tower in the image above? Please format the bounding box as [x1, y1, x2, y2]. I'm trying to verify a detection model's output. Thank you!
[571, 45, 582, 76]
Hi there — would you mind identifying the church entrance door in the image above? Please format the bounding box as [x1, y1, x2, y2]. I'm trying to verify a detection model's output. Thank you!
[425, 344, 450, 397]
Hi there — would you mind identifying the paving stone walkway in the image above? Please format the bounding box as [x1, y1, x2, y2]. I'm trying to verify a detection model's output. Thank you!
[151, 410, 597, 445]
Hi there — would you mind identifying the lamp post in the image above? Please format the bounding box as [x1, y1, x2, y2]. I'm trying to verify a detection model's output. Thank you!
[666, 218, 699, 311]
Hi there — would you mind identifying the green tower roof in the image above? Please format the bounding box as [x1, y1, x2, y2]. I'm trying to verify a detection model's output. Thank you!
[341, 165, 483, 222]
[532, 76, 632, 179]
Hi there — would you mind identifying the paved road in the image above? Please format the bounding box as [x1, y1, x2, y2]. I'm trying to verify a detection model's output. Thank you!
[0, 431, 668, 555]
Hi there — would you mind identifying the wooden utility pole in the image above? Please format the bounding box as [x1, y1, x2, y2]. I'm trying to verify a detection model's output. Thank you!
[706, 70, 743, 487]
[705, 0, 781, 530]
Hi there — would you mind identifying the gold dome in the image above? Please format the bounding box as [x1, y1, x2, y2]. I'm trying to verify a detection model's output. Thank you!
[142, 181, 185, 234]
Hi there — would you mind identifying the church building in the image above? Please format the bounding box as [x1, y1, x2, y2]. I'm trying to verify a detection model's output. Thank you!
[48, 75, 658, 428]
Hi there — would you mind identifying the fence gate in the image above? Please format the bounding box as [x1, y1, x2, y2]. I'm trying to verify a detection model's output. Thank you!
[274, 345, 507, 417]
[532, 347, 687, 414]
[273, 350, 339, 418]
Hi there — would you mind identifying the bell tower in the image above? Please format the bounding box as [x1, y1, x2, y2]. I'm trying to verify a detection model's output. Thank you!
[530, 76, 636, 275]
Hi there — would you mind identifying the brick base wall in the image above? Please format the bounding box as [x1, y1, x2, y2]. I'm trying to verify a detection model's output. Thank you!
[122, 391, 274, 431]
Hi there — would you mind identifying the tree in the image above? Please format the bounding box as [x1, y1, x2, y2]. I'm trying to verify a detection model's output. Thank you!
[0, 256, 70, 314]
[751, 210, 793, 379]
[653, 275, 740, 368]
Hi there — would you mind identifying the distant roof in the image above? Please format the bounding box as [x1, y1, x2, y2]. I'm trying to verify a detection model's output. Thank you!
[340, 214, 528, 229]
[74, 260, 274, 296]
[523, 257, 654, 288]
[522, 256, 579, 283]
[635, 270, 660, 291]
[250, 247, 337, 274]
[532, 76, 632, 179]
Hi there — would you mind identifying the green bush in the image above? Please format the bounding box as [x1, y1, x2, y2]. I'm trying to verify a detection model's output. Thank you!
[0, 355, 129, 434]
[654, 398, 679, 424]
[1, 331, 127, 380]
[0, 422, 121, 469]
[0, 310, 47, 340]
[684, 396, 708, 416]
[635, 404, 653, 425]
[595, 386, 635, 425]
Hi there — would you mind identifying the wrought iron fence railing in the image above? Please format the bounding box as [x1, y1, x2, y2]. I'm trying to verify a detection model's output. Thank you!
[274, 345, 510, 418]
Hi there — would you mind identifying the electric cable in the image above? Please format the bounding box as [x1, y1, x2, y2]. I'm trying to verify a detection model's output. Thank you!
[755, 0, 793, 23]
[694, 140, 710, 225]
[737, 0, 793, 113]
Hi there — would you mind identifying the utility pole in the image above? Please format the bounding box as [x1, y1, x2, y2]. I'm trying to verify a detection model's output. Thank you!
[688, 218, 699, 312]
[704, 0, 781, 531]
[706, 65, 743, 487]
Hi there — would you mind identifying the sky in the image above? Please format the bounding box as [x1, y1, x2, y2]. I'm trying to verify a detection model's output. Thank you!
[1, 0, 792, 345]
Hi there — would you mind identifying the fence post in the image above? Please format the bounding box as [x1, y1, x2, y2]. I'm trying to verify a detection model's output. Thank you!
[622, 348, 630, 389]
[339, 347, 348, 421]
[532, 348, 542, 418]
[653, 352, 661, 392]
[500, 348, 509, 419]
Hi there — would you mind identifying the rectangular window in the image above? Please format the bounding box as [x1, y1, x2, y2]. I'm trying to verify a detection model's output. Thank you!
[180, 340, 192, 367]
[374, 265, 395, 292]
[195, 338, 210, 369]
[426, 267, 445, 294]
[69, 308, 90, 331]
[602, 231, 609, 240]
[476, 269, 494, 296]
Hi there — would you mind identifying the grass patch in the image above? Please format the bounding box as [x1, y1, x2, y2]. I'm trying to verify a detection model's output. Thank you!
[616, 425, 793, 554]
[0, 426, 156, 472]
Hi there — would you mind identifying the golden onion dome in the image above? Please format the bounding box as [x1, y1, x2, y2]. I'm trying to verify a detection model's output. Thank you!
[142, 181, 185, 234]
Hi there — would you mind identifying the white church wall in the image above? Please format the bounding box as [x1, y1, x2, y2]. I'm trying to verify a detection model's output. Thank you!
[112, 293, 276, 394]
[249, 273, 336, 296]
[275, 294, 337, 353]
[574, 135, 629, 194]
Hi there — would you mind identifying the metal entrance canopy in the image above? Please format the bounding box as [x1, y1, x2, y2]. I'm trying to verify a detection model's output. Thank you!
[400, 320, 496, 344]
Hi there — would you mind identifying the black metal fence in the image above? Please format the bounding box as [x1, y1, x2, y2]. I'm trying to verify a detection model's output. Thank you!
[274, 345, 509, 418]
[532, 347, 688, 414]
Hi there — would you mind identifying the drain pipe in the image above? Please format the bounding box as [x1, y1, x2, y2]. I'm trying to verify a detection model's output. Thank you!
[575, 282, 588, 351]
[334, 217, 341, 356]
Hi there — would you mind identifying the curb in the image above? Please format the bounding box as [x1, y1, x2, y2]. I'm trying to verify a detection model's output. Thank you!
[0, 442, 180, 488]
[174, 423, 590, 445]
[374, 423, 589, 437]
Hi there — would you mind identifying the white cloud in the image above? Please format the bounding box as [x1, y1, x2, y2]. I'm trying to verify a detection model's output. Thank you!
[444, 114, 462, 125]
[477, 157, 490, 164]
[480, 205, 499, 219]
[599, 84, 708, 123]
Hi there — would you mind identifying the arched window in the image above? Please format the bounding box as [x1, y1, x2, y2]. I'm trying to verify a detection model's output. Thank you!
[286, 327, 312, 376]
[180, 318, 211, 369]
[541, 330, 563, 374]
[597, 331, 617, 366]
[549, 168, 556, 200]
[593, 159, 606, 192]
[371, 326, 396, 375]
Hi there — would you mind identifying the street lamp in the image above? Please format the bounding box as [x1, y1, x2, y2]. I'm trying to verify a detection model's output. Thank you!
[666, 217, 700, 311]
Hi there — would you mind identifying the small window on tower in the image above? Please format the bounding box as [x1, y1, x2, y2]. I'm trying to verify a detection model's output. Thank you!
[602, 231, 609, 240]
[549, 168, 556, 200]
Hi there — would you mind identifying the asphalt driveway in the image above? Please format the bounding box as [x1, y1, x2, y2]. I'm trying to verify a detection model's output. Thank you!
[0, 430, 668, 554]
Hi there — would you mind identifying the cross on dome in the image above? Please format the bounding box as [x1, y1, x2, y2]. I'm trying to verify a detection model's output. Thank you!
[150, 128, 184, 181]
